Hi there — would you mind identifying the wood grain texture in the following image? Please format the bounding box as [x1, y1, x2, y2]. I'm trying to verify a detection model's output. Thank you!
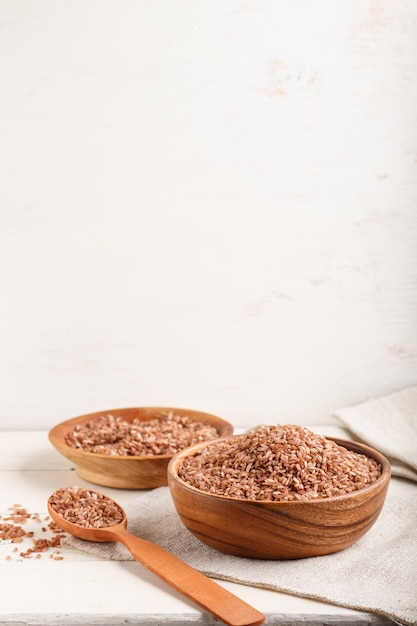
[48, 495, 265, 626]
[48, 406, 233, 488]
[0, 1, 416, 430]
[168, 438, 391, 559]
[0, 431, 395, 625]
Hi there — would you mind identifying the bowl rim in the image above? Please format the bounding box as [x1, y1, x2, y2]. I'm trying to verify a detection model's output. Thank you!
[48, 406, 234, 461]
[168, 434, 391, 505]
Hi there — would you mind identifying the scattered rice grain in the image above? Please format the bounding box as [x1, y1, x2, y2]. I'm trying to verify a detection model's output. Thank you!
[0, 503, 67, 561]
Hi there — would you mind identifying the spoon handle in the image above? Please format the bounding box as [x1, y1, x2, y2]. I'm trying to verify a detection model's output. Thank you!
[117, 529, 265, 626]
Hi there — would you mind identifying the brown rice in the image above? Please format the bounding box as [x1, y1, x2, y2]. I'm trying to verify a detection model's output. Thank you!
[0, 504, 66, 560]
[177, 424, 382, 502]
[65, 412, 219, 456]
[49, 486, 124, 528]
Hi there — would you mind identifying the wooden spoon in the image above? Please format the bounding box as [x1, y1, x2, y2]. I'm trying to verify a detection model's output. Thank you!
[47, 488, 265, 626]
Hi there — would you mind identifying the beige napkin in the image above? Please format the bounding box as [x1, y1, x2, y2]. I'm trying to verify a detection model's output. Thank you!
[333, 385, 417, 482]
[64, 386, 417, 626]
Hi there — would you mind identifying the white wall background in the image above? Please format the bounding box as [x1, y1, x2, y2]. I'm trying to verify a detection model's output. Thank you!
[1, 0, 416, 431]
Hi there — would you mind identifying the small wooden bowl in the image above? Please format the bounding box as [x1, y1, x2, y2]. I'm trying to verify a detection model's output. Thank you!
[168, 436, 391, 559]
[48, 407, 234, 489]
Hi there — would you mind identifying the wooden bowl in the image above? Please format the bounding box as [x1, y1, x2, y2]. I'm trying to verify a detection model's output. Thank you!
[167, 435, 391, 559]
[48, 407, 234, 489]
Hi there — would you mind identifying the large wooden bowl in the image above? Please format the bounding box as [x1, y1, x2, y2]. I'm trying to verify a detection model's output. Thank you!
[48, 407, 233, 489]
[167, 436, 391, 559]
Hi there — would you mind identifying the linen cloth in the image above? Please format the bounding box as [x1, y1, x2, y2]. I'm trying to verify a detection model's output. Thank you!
[64, 386, 417, 626]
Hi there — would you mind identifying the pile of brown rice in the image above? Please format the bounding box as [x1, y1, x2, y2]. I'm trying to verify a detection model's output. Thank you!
[49, 486, 124, 528]
[177, 424, 382, 502]
[65, 412, 219, 456]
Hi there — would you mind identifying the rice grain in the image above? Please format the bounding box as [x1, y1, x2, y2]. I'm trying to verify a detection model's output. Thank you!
[177, 424, 382, 502]
[49, 486, 124, 528]
[65, 412, 218, 457]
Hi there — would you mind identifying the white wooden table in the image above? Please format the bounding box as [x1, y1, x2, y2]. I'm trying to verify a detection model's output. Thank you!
[0, 431, 396, 625]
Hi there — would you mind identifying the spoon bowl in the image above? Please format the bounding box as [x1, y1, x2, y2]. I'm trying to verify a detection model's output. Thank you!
[47, 501, 127, 543]
[48, 486, 264, 626]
